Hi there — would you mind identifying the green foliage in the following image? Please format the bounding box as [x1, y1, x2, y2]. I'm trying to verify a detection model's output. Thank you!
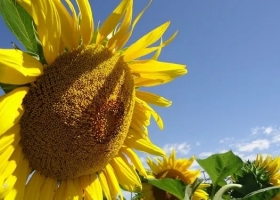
[147, 178, 186, 200]
[184, 178, 203, 200]
[0, 83, 21, 94]
[242, 186, 280, 200]
[0, 0, 38, 53]
[196, 150, 243, 199]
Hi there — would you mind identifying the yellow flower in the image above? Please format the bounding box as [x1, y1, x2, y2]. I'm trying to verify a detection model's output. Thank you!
[255, 154, 280, 185]
[255, 155, 280, 200]
[0, 0, 187, 199]
[141, 150, 209, 200]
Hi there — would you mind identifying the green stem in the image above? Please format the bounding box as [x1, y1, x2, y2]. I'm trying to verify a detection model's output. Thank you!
[211, 183, 217, 200]
[213, 184, 242, 200]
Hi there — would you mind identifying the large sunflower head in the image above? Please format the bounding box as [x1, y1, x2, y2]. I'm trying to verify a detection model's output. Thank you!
[140, 150, 209, 200]
[0, 0, 187, 199]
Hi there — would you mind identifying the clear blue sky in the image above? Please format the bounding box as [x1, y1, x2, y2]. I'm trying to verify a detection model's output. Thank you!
[1, 0, 280, 160]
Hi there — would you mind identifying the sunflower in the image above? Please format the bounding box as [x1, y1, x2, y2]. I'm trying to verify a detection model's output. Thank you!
[231, 154, 280, 199]
[140, 150, 209, 200]
[255, 155, 280, 200]
[255, 154, 280, 185]
[0, 0, 187, 199]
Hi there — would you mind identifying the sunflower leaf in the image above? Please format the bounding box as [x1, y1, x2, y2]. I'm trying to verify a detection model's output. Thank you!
[242, 186, 280, 200]
[196, 150, 243, 198]
[147, 178, 185, 200]
[0, 83, 21, 94]
[0, 0, 38, 53]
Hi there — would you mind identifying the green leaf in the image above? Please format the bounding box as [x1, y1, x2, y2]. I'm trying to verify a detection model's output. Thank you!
[0, 0, 38, 53]
[184, 178, 203, 200]
[197, 151, 243, 185]
[0, 83, 21, 94]
[196, 150, 244, 198]
[147, 178, 186, 200]
[242, 186, 280, 200]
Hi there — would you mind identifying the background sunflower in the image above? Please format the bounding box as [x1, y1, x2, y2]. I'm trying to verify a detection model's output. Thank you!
[139, 150, 209, 200]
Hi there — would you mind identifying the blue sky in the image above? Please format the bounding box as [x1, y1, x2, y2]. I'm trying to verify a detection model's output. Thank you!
[1, 0, 280, 165]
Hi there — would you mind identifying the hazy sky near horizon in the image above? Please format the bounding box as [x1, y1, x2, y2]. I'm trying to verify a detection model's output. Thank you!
[1, 0, 280, 163]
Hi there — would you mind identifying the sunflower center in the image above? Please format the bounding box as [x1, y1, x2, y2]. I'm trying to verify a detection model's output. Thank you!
[20, 45, 134, 179]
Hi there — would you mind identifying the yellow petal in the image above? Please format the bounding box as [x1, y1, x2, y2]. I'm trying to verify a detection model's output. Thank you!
[0, 145, 24, 198]
[0, 124, 21, 154]
[84, 174, 103, 200]
[170, 150, 176, 167]
[0, 49, 43, 84]
[125, 30, 178, 60]
[125, 134, 165, 156]
[96, 0, 129, 44]
[64, 179, 80, 200]
[0, 175, 16, 199]
[24, 171, 45, 200]
[107, 0, 132, 50]
[131, 109, 150, 127]
[123, 21, 170, 62]
[0, 141, 22, 176]
[255, 154, 262, 167]
[103, 164, 122, 199]
[53, 0, 77, 50]
[136, 91, 172, 107]
[98, 171, 111, 200]
[31, 0, 61, 64]
[125, 47, 159, 61]
[121, 147, 147, 177]
[65, 0, 80, 48]
[76, 0, 93, 45]
[262, 155, 271, 168]
[134, 77, 167, 87]
[79, 175, 89, 192]
[130, 122, 149, 138]
[110, 155, 141, 192]
[128, 128, 148, 141]
[135, 98, 163, 129]
[130, 60, 187, 84]
[4, 158, 30, 200]
[0, 145, 16, 174]
[40, 177, 58, 200]
[116, 0, 152, 49]
[152, 31, 178, 60]
[0, 87, 28, 136]
[268, 157, 280, 175]
[147, 157, 161, 174]
[54, 180, 66, 200]
[132, 104, 151, 127]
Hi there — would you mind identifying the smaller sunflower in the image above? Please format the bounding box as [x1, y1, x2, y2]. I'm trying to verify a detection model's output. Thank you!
[231, 154, 280, 199]
[255, 154, 280, 185]
[255, 154, 280, 200]
[140, 150, 209, 200]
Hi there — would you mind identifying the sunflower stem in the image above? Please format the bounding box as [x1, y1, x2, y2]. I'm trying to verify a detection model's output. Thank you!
[213, 184, 242, 200]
